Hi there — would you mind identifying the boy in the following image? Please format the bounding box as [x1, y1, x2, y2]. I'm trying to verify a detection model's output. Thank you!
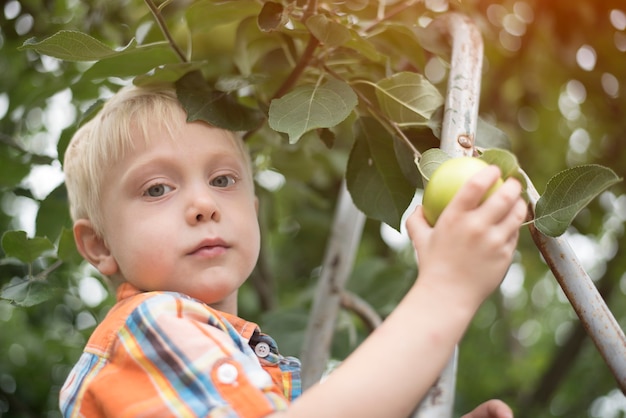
[60, 84, 527, 417]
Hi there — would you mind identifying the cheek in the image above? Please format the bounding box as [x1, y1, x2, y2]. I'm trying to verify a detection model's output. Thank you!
[245, 215, 262, 263]
[113, 238, 174, 286]
[107, 220, 173, 276]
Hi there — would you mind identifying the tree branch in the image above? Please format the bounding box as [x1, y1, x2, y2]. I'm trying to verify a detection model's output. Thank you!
[517, 234, 626, 416]
[363, 0, 420, 33]
[34, 259, 63, 281]
[272, 35, 320, 100]
[340, 290, 382, 332]
[299, 181, 366, 390]
[144, 0, 187, 62]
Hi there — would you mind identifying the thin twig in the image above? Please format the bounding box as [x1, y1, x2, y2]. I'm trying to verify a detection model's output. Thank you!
[364, 0, 420, 34]
[270, 0, 322, 99]
[340, 290, 382, 332]
[272, 35, 320, 100]
[34, 259, 63, 281]
[303, 0, 318, 21]
[157, 0, 176, 11]
[144, 0, 187, 62]
[0, 259, 64, 297]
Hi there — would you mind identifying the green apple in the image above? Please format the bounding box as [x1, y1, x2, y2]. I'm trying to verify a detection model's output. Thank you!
[422, 157, 504, 226]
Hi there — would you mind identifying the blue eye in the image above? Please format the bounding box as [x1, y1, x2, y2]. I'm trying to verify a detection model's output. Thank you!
[145, 184, 172, 197]
[210, 175, 237, 188]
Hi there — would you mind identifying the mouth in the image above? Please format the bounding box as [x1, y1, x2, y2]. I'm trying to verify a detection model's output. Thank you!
[188, 238, 230, 257]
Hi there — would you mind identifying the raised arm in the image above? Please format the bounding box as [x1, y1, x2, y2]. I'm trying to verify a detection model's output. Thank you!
[271, 166, 527, 418]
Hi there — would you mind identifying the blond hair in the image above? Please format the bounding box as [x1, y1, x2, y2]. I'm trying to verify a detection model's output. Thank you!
[64, 84, 252, 236]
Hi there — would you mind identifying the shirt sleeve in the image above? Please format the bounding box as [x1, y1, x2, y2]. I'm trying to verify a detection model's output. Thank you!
[78, 293, 290, 418]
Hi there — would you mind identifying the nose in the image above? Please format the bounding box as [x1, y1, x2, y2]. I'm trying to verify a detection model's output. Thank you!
[185, 189, 220, 224]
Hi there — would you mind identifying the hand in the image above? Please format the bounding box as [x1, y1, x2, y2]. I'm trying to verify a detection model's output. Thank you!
[406, 165, 528, 307]
[461, 399, 513, 418]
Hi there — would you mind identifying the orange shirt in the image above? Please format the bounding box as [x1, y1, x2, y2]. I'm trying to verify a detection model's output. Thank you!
[60, 283, 301, 417]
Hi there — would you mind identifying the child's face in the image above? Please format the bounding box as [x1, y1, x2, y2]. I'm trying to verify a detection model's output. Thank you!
[97, 121, 260, 311]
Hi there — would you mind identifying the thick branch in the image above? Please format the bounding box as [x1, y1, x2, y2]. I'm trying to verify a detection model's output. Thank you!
[300, 181, 366, 390]
[526, 181, 626, 393]
[518, 235, 626, 415]
[412, 14, 484, 418]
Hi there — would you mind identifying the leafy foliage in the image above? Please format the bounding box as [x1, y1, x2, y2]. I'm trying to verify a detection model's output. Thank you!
[1, 0, 626, 417]
[15, 0, 620, 232]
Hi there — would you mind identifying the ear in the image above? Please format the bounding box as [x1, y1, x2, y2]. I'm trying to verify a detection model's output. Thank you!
[73, 219, 119, 276]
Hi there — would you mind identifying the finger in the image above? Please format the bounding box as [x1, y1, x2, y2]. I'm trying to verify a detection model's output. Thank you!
[493, 194, 528, 246]
[461, 399, 513, 418]
[478, 177, 523, 224]
[485, 399, 513, 418]
[447, 165, 503, 212]
[504, 227, 521, 253]
[501, 195, 528, 233]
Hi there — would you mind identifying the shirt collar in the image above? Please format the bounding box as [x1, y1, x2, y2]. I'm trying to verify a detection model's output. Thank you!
[115, 282, 259, 340]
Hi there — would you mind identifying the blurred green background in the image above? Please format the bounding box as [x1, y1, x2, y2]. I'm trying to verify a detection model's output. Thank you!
[1, 0, 626, 417]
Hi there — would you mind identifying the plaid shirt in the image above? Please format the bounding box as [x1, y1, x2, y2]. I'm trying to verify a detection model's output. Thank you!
[60, 283, 301, 417]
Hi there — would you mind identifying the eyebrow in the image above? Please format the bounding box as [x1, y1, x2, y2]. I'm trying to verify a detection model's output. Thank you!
[117, 160, 167, 194]
[119, 151, 249, 188]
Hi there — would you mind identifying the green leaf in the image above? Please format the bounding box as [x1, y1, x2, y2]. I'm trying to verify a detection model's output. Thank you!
[479, 149, 529, 199]
[134, 62, 207, 86]
[81, 43, 179, 80]
[0, 147, 31, 188]
[476, 118, 512, 150]
[1, 279, 54, 307]
[234, 16, 284, 77]
[375, 72, 444, 127]
[268, 78, 358, 144]
[343, 31, 384, 63]
[20, 30, 127, 61]
[370, 22, 428, 70]
[1, 231, 55, 264]
[186, 0, 261, 34]
[479, 149, 522, 181]
[345, 0, 369, 10]
[394, 137, 421, 188]
[175, 71, 264, 131]
[215, 74, 264, 93]
[413, 23, 451, 59]
[35, 185, 71, 241]
[306, 14, 352, 47]
[534, 165, 622, 237]
[57, 228, 82, 264]
[425, 105, 444, 138]
[416, 148, 450, 183]
[346, 118, 415, 230]
[20, 30, 180, 81]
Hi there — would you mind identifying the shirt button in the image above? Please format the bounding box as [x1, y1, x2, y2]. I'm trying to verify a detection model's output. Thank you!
[254, 342, 271, 358]
[216, 363, 239, 384]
